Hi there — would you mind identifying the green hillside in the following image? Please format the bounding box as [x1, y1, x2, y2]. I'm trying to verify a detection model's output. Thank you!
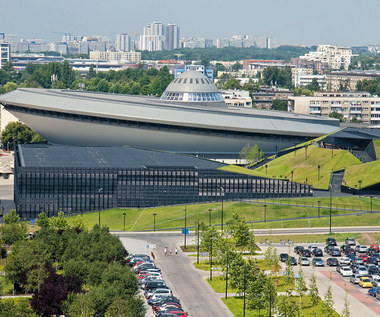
[343, 159, 380, 189]
[220, 146, 361, 190]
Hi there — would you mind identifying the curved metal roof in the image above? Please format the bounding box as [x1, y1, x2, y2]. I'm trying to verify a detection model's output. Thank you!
[163, 70, 220, 94]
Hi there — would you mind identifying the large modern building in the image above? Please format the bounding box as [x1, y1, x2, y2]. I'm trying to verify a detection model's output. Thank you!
[0, 70, 340, 157]
[0, 42, 11, 69]
[14, 144, 312, 218]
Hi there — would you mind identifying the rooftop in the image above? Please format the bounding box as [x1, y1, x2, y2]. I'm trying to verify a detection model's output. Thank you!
[17, 144, 225, 169]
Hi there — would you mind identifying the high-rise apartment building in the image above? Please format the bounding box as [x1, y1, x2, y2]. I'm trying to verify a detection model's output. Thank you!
[0, 43, 11, 69]
[116, 33, 131, 51]
[139, 21, 171, 51]
[165, 24, 180, 50]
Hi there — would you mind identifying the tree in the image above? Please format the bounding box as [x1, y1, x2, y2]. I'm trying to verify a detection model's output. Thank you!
[62, 293, 95, 317]
[3, 82, 18, 93]
[293, 87, 314, 96]
[105, 297, 145, 317]
[1, 122, 44, 150]
[341, 287, 350, 317]
[225, 213, 252, 246]
[1, 209, 28, 245]
[229, 257, 260, 294]
[351, 115, 362, 123]
[73, 215, 86, 232]
[223, 78, 241, 90]
[284, 256, 294, 293]
[87, 64, 96, 80]
[322, 284, 335, 317]
[306, 78, 320, 91]
[231, 62, 242, 71]
[271, 99, 288, 111]
[50, 211, 68, 231]
[36, 212, 50, 229]
[329, 111, 344, 122]
[247, 271, 267, 314]
[277, 295, 299, 317]
[308, 270, 319, 317]
[295, 266, 308, 313]
[263, 276, 277, 316]
[239, 144, 263, 165]
[60, 60, 75, 88]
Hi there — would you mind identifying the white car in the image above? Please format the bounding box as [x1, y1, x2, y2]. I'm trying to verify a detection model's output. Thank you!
[357, 266, 369, 277]
[340, 266, 353, 277]
[299, 257, 310, 266]
[372, 278, 380, 287]
[356, 245, 368, 253]
[346, 238, 356, 245]
[339, 257, 351, 265]
[350, 274, 361, 284]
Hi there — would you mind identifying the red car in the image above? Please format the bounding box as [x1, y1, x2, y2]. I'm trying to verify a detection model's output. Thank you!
[360, 254, 369, 262]
[371, 244, 380, 252]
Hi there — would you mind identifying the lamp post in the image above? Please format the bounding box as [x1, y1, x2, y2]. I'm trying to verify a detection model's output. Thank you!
[243, 261, 246, 317]
[305, 145, 308, 160]
[358, 180, 362, 190]
[317, 200, 321, 218]
[98, 188, 103, 226]
[123, 212, 126, 231]
[208, 208, 212, 227]
[318, 165, 320, 181]
[225, 250, 229, 300]
[184, 206, 187, 248]
[371, 196, 373, 214]
[329, 172, 333, 234]
[264, 204, 267, 222]
[291, 170, 294, 183]
[220, 187, 224, 232]
[210, 231, 213, 281]
[197, 218, 200, 265]
[153, 213, 157, 231]
[265, 164, 268, 175]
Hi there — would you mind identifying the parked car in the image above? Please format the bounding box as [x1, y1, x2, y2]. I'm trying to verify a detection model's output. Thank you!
[290, 256, 297, 266]
[372, 277, 380, 287]
[376, 289, 380, 301]
[302, 249, 312, 257]
[326, 258, 339, 266]
[350, 274, 361, 284]
[344, 248, 356, 256]
[280, 253, 289, 262]
[354, 257, 364, 265]
[357, 266, 369, 277]
[340, 244, 351, 253]
[368, 287, 380, 297]
[331, 248, 341, 257]
[367, 248, 378, 256]
[312, 248, 323, 256]
[339, 257, 352, 266]
[324, 244, 335, 254]
[294, 246, 305, 254]
[308, 245, 318, 252]
[356, 245, 368, 253]
[299, 257, 310, 266]
[345, 237, 356, 245]
[340, 266, 353, 277]
[312, 258, 324, 267]
[360, 254, 369, 262]
[326, 237, 337, 246]
[359, 277, 373, 288]
[346, 253, 356, 262]
[368, 265, 380, 277]
[367, 256, 379, 265]
[371, 244, 380, 252]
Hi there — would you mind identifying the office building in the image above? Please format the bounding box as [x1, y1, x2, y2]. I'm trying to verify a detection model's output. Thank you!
[116, 33, 131, 52]
[221, 90, 252, 108]
[165, 24, 180, 50]
[89, 50, 141, 63]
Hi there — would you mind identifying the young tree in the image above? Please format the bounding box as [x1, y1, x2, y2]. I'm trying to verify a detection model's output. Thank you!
[73, 215, 86, 232]
[341, 286, 350, 317]
[284, 256, 295, 293]
[263, 276, 277, 316]
[277, 294, 299, 317]
[50, 211, 68, 231]
[295, 266, 308, 313]
[308, 270, 319, 317]
[239, 144, 263, 165]
[1, 209, 28, 245]
[322, 285, 335, 317]
[225, 213, 251, 246]
[36, 212, 50, 229]
[247, 271, 267, 314]
[105, 297, 145, 317]
[62, 293, 95, 317]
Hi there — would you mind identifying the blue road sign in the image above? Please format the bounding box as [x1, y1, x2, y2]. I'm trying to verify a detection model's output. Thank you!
[31, 218, 37, 224]
[182, 228, 189, 234]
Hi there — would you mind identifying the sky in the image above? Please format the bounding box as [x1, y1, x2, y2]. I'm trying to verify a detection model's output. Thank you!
[1, 0, 379, 46]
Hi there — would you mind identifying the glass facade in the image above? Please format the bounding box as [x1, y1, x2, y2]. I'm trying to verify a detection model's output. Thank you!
[15, 154, 312, 219]
[160, 91, 224, 102]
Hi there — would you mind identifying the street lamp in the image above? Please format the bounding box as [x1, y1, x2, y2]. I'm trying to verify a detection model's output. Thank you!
[317, 200, 321, 218]
[225, 250, 229, 300]
[197, 218, 200, 265]
[329, 172, 333, 234]
[265, 164, 268, 175]
[220, 187, 224, 232]
[358, 180, 362, 190]
[243, 261, 246, 317]
[184, 206, 187, 248]
[208, 208, 212, 227]
[291, 170, 294, 183]
[371, 196, 373, 214]
[209, 231, 213, 281]
[264, 204, 267, 222]
[153, 213, 157, 231]
[305, 145, 308, 160]
[98, 188, 103, 226]
[317, 165, 320, 181]
[123, 212, 126, 231]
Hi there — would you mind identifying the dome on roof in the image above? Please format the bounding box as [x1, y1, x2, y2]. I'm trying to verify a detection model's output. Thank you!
[161, 70, 224, 103]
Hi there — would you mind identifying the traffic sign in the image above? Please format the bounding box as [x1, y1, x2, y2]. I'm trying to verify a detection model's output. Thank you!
[152, 244, 156, 249]
[146, 244, 150, 248]
[182, 228, 189, 234]
[31, 218, 37, 224]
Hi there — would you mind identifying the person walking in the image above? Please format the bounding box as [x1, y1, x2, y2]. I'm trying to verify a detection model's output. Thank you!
[175, 248, 178, 255]
[170, 248, 173, 256]
[164, 247, 168, 256]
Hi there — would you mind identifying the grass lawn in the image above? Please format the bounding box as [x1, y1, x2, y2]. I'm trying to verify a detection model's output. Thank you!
[343, 159, 380, 189]
[221, 146, 361, 190]
[374, 139, 380, 159]
[193, 260, 223, 271]
[222, 295, 339, 317]
[65, 196, 380, 231]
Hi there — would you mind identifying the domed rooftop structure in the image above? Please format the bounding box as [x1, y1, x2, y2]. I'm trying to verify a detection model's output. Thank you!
[160, 70, 224, 103]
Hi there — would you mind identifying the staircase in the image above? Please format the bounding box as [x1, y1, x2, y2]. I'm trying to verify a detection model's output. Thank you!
[350, 150, 374, 163]
[330, 170, 345, 193]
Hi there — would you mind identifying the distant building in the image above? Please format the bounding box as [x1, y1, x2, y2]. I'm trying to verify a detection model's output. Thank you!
[116, 33, 131, 52]
[174, 65, 214, 81]
[139, 21, 166, 51]
[165, 24, 180, 50]
[291, 58, 328, 74]
[89, 50, 141, 63]
[0, 42, 11, 68]
[298, 45, 353, 70]
[242, 59, 288, 70]
[288, 91, 380, 124]
[252, 87, 292, 110]
[292, 68, 326, 89]
[181, 37, 212, 49]
[221, 90, 252, 108]
[326, 70, 380, 91]
[216, 35, 276, 49]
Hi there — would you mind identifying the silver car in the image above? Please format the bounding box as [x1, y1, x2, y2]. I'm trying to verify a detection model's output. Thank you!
[372, 278, 380, 287]
[299, 257, 310, 266]
[350, 274, 361, 284]
[357, 266, 369, 277]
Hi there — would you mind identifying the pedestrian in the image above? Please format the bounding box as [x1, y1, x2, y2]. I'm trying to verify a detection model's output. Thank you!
[175, 248, 178, 255]
[164, 247, 168, 256]
[170, 248, 173, 256]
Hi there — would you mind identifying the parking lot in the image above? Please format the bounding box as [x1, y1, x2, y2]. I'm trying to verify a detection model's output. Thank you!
[261, 241, 380, 317]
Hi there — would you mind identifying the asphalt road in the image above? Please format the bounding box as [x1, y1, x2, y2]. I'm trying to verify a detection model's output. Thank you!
[117, 232, 233, 317]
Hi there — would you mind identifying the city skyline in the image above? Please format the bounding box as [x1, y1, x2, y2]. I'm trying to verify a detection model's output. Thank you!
[1, 0, 379, 46]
